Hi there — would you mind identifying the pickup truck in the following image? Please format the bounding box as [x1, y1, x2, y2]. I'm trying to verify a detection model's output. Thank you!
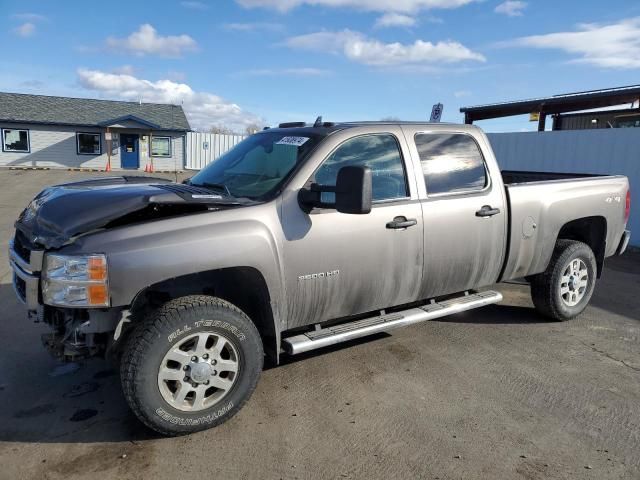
[9, 121, 631, 436]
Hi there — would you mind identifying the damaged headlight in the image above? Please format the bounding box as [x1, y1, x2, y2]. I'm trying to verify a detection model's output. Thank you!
[42, 254, 109, 307]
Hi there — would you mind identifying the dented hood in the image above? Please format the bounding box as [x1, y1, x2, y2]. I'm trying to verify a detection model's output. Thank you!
[15, 176, 237, 249]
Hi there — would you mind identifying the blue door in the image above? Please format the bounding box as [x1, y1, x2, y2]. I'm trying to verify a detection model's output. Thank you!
[120, 134, 139, 169]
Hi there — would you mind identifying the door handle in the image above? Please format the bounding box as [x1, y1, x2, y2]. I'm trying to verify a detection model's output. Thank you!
[386, 216, 418, 229]
[475, 205, 501, 217]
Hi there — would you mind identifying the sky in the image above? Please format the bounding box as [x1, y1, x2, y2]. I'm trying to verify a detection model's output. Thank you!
[2, 0, 640, 133]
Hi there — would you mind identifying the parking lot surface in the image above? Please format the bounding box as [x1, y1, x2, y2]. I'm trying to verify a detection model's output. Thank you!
[0, 169, 638, 480]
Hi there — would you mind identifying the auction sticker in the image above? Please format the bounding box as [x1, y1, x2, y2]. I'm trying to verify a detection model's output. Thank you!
[276, 136, 309, 147]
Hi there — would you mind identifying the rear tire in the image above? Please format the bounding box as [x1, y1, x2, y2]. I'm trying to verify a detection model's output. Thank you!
[120, 295, 263, 436]
[530, 240, 597, 321]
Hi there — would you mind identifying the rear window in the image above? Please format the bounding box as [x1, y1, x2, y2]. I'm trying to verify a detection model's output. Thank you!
[415, 133, 487, 195]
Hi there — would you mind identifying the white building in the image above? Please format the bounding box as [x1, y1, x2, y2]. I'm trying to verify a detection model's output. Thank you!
[0, 92, 190, 171]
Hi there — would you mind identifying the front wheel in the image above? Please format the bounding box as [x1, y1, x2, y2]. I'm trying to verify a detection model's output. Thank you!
[530, 240, 597, 321]
[120, 296, 263, 436]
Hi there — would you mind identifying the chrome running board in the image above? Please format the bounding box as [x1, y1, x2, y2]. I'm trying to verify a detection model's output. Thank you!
[282, 290, 503, 355]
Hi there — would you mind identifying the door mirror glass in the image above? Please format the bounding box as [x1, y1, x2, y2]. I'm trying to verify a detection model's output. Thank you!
[298, 165, 372, 214]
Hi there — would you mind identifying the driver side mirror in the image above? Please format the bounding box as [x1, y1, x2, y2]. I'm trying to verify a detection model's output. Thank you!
[298, 165, 372, 214]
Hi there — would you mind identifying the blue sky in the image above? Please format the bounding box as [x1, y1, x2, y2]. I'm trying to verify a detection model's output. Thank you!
[2, 0, 640, 132]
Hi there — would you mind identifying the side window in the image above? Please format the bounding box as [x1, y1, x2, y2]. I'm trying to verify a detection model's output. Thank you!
[2, 128, 30, 153]
[415, 133, 487, 196]
[315, 134, 408, 202]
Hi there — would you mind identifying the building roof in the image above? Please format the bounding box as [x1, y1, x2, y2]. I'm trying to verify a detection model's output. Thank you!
[0, 92, 191, 131]
[460, 84, 640, 123]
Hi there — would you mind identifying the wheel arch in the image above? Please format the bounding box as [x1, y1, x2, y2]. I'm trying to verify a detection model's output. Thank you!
[556, 216, 607, 277]
[128, 267, 280, 363]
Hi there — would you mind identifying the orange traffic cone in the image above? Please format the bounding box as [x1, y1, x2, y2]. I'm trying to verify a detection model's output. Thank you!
[105, 159, 111, 172]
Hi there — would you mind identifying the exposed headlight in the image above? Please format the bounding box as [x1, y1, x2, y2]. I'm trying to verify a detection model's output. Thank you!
[42, 254, 109, 307]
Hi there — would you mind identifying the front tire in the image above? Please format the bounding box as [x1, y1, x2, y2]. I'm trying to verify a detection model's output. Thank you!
[120, 295, 263, 436]
[530, 240, 597, 321]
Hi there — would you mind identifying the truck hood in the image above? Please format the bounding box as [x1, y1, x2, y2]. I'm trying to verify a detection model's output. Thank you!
[15, 176, 242, 249]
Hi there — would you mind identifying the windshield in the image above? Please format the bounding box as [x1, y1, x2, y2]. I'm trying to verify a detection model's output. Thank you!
[189, 131, 324, 200]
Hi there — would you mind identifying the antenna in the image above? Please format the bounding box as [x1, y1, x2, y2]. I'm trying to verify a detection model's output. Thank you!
[313, 115, 323, 127]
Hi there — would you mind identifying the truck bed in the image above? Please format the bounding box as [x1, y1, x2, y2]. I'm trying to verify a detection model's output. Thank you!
[499, 171, 629, 283]
[501, 170, 604, 185]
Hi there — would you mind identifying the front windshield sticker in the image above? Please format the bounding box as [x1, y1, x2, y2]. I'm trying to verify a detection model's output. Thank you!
[276, 136, 309, 147]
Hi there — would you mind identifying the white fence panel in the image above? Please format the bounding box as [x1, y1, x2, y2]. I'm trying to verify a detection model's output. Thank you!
[185, 132, 246, 170]
[487, 129, 639, 246]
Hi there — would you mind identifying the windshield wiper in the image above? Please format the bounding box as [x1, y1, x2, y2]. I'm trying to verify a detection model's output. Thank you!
[188, 181, 259, 205]
[194, 181, 233, 197]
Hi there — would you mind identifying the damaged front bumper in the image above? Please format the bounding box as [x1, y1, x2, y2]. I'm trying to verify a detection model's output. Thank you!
[9, 238, 44, 320]
[9, 237, 126, 359]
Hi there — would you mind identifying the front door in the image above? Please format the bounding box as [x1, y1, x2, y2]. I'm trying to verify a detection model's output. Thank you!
[281, 131, 424, 329]
[120, 134, 139, 169]
[409, 130, 507, 298]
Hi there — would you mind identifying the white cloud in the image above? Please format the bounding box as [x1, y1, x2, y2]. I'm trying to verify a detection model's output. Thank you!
[495, 1, 527, 17]
[13, 22, 36, 37]
[509, 17, 640, 69]
[106, 24, 197, 57]
[180, 1, 209, 9]
[237, 0, 475, 12]
[224, 22, 284, 32]
[374, 13, 417, 28]
[11, 13, 48, 22]
[284, 30, 485, 67]
[77, 68, 261, 131]
[454, 90, 471, 97]
[112, 65, 136, 75]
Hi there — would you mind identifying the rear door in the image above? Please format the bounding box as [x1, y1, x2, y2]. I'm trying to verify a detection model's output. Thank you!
[280, 127, 424, 329]
[404, 128, 507, 298]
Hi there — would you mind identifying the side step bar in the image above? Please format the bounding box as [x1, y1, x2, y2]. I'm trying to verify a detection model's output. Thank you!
[282, 290, 503, 355]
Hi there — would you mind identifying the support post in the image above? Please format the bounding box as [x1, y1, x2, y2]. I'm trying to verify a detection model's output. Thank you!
[149, 130, 153, 172]
[105, 127, 112, 171]
[537, 112, 547, 132]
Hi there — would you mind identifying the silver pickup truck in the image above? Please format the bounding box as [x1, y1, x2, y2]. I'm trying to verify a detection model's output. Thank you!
[9, 121, 631, 435]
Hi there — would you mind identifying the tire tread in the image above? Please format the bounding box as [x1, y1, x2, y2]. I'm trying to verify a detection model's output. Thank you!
[120, 295, 262, 436]
[530, 240, 595, 321]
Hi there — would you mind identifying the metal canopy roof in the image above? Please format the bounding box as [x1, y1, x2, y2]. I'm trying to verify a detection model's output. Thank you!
[460, 84, 640, 123]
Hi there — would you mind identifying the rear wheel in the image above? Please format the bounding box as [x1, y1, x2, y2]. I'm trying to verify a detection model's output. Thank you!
[120, 295, 263, 436]
[530, 240, 597, 321]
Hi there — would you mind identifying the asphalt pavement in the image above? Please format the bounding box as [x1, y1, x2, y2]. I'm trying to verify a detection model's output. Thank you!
[0, 169, 638, 480]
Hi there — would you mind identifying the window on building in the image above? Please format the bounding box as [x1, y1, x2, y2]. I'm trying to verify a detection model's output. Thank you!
[314, 134, 408, 203]
[151, 136, 171, 157]
[2, 129, 30, 152]
[76, 133, 101, 155]
[415, 133, 487, 196]
[614, 115, 640, 128]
